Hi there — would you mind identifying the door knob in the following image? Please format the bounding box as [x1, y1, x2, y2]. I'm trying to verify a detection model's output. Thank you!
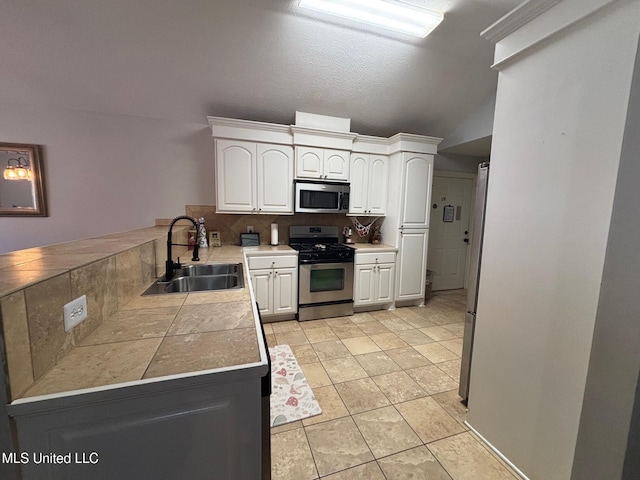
[464, 238, 469, 243]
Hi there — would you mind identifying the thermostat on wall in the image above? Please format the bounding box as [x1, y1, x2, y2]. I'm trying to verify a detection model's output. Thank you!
[209, 231, 221, 247]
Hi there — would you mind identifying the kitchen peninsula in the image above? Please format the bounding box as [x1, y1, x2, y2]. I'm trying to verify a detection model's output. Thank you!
[0, 225, 272, 480]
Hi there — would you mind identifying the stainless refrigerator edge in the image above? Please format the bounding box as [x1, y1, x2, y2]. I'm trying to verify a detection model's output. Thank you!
[459, 162, 489, 403]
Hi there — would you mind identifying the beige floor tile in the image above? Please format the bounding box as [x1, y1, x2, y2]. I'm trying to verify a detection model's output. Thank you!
[440, 338, 463, 356]
[437, 359, 462, 380]
[407, 365, 459, 395]
[331, 324, 365, 339]
[432, 390, 468, 426]
[302, 385, 349, 426]
[275, 329, 310, 346]
[352, 406, 422, 458]
[378, 445, 453, 480]
[371, 371, 427, 404]
[354, 351, 402, 376]
[320, 461, 385, 479]
[414, 343, 459, 363]
[324, 316, 353, 327]
[349, 312, 377, 324]
[301, 362, 332, 388]
[271, 428, 318, 480]
[263, 323, 274, 335]
[305, 417, 374, 477]
[392, 307, 424, 320]
[342, 336, 381, 355]
[394, 328, 436, 346]
[402, 315, 438, 329]
[290, 344, 320, 365]
[385, 346, 432, 369]
[379, 317, 414, 332]
[370, 310, 400, 321]
[428, 432, 517, 480]
[441, 322, 465, 337]
[312, 340, 351, 361]
[419, 326, 457, 342]
[271, 320, 303, 333]
[304, 326, 339, 344]
[396, 397, 465, 444]
[334, 378, 390, 414]
[266, 333, 277, 347]
[322, 356, 368, 384]
[356, 320, 391, 336]
[370, 332, 408, 350]
[299, 319, 329, 330]
[271, 420, 303, 435]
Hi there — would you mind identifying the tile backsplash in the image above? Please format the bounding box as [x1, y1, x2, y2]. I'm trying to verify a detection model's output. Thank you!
[185, 205, 384, 245]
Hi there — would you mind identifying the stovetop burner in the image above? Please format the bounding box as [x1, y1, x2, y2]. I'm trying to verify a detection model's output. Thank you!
[289, 226, 355, 263]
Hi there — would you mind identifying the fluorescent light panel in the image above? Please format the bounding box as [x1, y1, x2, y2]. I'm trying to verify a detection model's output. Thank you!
[298, 0, 443, 38]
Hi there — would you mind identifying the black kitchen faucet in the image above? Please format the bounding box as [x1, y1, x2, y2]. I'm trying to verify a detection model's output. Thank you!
[164, 215, 200, 281]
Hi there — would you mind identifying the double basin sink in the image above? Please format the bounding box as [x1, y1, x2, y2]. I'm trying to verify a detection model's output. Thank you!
[142, 263, 244, 295]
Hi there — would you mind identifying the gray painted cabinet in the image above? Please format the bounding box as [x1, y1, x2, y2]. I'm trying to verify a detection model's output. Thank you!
[8, 369, 263, 480]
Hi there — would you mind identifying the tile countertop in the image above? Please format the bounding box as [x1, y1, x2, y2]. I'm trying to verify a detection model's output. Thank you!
[346, 243, 398, 252]
[11, 244, 274, 404]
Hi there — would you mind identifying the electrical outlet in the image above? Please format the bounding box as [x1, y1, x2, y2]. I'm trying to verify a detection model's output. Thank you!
[63, 295, 88, 332]
[247, 226, 254, 233]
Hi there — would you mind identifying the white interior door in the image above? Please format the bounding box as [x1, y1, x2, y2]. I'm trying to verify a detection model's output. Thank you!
[428, 175, 473, 291]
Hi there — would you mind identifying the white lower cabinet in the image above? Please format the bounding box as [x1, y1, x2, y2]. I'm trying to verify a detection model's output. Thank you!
[396, 229, 429, 302]
[354, 252, 396, 306]
[248, 255, 298, 316]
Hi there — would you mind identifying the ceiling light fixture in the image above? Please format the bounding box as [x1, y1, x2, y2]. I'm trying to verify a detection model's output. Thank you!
[298, 0, 444, 38]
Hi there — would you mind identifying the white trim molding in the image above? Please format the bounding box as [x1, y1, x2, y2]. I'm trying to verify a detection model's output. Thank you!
[481, 0, 563, 43]
[482, 0, 619, 70]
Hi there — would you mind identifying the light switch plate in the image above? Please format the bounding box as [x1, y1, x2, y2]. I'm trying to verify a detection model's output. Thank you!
[63, 295, 88, 331]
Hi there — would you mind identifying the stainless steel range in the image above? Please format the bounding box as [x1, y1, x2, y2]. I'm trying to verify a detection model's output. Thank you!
[289, 226, 355, 321]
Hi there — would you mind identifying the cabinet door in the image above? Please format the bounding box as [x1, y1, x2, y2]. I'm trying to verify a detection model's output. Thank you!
[257, 144, 294, 214]
[295, 147, 323, 179]
[367, 155, 388, 216]
[348, 154, 369, 215]
[250, 269, 273, 315]
[400, 154, 433, 228]
[354, 264, 376, 306]
[324, 150, 349, 181]
[396, 229, 429, 302]
[273, 267, 298, 315]
[376, 263, 395, 303]
[215, 140, 256, 213]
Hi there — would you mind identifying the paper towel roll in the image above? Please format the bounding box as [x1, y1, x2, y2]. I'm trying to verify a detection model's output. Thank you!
[270, 223, 278, 246]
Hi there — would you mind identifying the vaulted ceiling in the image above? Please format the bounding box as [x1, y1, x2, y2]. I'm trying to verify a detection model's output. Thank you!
[0, 0, 521, 141]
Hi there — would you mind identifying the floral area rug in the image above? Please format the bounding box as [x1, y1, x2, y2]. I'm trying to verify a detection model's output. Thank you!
[269, 344, 322, 427]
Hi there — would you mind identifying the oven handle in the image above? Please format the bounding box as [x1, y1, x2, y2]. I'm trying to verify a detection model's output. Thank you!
[299, 259, 354, 265]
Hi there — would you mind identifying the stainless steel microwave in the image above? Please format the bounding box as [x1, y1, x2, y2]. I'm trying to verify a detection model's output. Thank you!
[294, 180, 350, 213]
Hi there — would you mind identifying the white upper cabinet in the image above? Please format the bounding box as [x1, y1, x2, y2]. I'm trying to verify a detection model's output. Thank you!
[295, 146, 349, 181]
[349, 154, 388, 216]
[215, 140, 256, 213]
[400, 153, 433, 228]
[257, 144, 294, 213]
[216, 139, 293, 214]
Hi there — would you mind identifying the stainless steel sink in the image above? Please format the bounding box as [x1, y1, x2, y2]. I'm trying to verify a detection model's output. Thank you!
[165, 274, 243, 293]
[142, 263, 244, 295]
[177, 263, 241, 276]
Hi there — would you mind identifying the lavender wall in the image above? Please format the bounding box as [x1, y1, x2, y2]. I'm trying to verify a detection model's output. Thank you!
[0, 105, 214, 254]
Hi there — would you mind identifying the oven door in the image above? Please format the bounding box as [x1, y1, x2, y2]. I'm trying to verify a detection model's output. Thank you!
[299, 262, 354, 305]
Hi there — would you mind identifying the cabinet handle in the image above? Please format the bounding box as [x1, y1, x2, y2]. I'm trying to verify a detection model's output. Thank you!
[275, 271, 279, 275]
